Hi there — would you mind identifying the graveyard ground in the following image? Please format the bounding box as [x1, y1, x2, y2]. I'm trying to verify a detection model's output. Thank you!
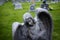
[0, 2, 60, 40]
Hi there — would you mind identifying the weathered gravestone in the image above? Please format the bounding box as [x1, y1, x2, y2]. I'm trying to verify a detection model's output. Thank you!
[29, 4, 35, 12]
[41, 1, 49, 10]
[14, 2, 23, 9]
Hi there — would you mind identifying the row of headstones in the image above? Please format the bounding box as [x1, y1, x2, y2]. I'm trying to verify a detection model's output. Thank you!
[0, 0, 37, 12]
[13, 0, 60, 10]
[0, 0, 40, 6]
[0, 0, 60, 6]
[14, 1, 35, 12]
[12, 0, 41, 2]
[0, 0, 60, 11]
[12, 0, 60, 2]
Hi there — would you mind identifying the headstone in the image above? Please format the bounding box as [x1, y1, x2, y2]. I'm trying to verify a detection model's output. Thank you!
[30, 4, 35, 11]
[14, 2, 23, 9]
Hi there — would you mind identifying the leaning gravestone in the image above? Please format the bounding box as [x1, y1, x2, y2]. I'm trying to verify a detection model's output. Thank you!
[14, 2, 23, 9]
[29, 4, 35, 12]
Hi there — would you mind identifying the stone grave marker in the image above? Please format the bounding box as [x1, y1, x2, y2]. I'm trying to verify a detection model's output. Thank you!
[29, 4, 35, 11]
[14, 2, 23, 9]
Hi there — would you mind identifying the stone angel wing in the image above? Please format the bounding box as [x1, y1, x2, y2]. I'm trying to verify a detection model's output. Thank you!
[35, 8, 53, 40]
[12, 22, 27, 40]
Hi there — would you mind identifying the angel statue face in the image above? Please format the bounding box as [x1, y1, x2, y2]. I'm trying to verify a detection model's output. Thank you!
[23, 13, 35, 26]
[26, 17, 35, 26]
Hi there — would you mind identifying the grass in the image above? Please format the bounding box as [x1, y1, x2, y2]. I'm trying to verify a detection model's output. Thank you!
[0, 2, 60, 40]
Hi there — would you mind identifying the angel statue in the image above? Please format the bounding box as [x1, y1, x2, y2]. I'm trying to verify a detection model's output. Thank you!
[12, 8, 53, 40]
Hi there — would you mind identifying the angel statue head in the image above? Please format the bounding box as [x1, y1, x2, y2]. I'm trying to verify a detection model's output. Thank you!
[23, 12, 35, 26]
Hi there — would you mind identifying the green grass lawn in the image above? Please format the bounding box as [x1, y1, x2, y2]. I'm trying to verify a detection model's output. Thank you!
[0, 2, 60, 40]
